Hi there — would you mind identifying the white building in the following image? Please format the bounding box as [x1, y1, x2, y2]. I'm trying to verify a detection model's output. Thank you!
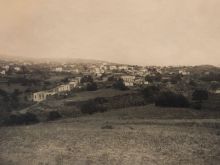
[118, 66, 128, 70]
[109, 65, 117, 70]
[179, 70, 190, 75]
[121, 75, 135, 87]
[14, 67, 21, 71]
[55, 84, 71, 93]
[0, 70, 6, 75]
[55, 67, 63, 72]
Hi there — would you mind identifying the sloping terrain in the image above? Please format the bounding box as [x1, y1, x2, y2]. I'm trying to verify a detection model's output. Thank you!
[0, 105, 220, 165]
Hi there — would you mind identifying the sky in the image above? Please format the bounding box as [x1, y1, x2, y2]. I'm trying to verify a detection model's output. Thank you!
[0, 0, 219, 66]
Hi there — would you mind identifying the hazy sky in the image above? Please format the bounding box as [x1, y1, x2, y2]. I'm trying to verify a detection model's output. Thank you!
[0, 0, 219, 65]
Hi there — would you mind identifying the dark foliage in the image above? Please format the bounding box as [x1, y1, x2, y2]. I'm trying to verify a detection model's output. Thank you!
[192, 89, 209, 101]
[81, 100, 107, 115]
[94, 97, 108, 104]
[145, 73, 161, 83]
[86, 82, 98, 91]
[81, 75, 93, 83]
[113, 79, 128, 90]
[3, 113, 39, 126]
[141, 86, 160, 101]
[155, 91, 189, 108]
[47, 111, 62, 121]
[191, 101, 202, 110]
[200, 73, 220, 82]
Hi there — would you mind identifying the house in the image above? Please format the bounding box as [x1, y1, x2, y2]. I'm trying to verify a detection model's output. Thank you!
[32, 91, 48, 102]
[55, 67, 63, 72]
[109, 65, 117, 70]
[118, 65, 128, 70]
[121, 75, 135, 87]
[214, 89, 220, 94]
[0, 70, 6, 75]
[55, 84, 71, 93]
[179, 70, 190, 76]
[14, 67, 21, 72]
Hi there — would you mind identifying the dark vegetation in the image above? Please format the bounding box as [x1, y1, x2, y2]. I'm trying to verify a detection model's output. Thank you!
[0, 89, 22, 111]
[141, 86, 160, 102]
[155, 91, 190, 108]
[113, 79, 128, 90]
[86, 82, 98, 91]
[47, 111, 62, 121]
[80, 100, 107, 115]
[2, 112, 39, 126]
[192, 89, 209, 101]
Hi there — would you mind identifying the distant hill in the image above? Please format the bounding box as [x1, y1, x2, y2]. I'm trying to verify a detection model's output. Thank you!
[0, 54, 116, 65]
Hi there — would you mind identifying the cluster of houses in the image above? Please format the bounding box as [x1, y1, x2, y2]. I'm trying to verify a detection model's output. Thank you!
[30, 77, 81, 102]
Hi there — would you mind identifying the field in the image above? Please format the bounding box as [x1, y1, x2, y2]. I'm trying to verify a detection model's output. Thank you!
[1, 104, 220, 165]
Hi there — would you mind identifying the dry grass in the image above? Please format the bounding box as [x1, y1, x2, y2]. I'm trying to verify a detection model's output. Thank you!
[1, 105, 220, 165]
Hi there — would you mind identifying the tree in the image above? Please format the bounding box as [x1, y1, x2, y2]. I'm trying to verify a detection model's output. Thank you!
[192, 89, 209, 101]
[113, 79, 128, 90]
[86, 82, 98, 91]
[141, 86, 160, 101]
[81, 75, 93, 83]
[155, 91, 189, 108]
[47, 111, 62, 121]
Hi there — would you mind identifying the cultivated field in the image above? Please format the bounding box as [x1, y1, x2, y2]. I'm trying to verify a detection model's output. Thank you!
[1, 105, 220, 165]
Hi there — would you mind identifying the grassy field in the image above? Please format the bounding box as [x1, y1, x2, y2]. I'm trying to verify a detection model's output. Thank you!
[1, 104, 220, 165]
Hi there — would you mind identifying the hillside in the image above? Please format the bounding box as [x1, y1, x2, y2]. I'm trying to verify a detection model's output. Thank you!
[1, 105, 220, 165]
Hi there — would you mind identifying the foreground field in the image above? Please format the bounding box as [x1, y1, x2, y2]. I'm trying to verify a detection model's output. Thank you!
[1, 105, 220, 165]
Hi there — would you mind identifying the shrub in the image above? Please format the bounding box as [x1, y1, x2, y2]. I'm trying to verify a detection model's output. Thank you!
[101, 125, 113, 129]
[47, 111, 62, 121]
[86, 82, 98, 91]
[192, 89, 209, 101]
[155, 91, 189, 108]
[141, 86, 160, 101]
[94, 97, 108, 104]
[191, 101, 202, 110]
[113, 79, 128, 90]
[81, 100, 107, 115]
[3, 112, 39, 126]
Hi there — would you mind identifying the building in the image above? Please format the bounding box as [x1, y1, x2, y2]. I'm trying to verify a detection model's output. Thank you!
[32, 90, 56, 102]
[14, 67, 21, 71]
[109, 65, 117, 70]
[0, 70, 6, 75]
[55, 67, 63, 72]
[32, 91, 48, 102]
[55, 84, 71, 93]
[121, 75, 135, 87]
[118, 65, 128, 70]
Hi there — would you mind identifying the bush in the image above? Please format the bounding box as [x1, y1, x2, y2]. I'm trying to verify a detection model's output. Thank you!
[94, 97, 108, 104]
[192, 89, 209, 101]
[86, 82, 98, 91]
[113, 79, 128, 90]
[142, 86, 160, 101]
[81, 100, 107, 115]
[47, 111, 62, 121]
[155, 91, 189, 108]
[191, 101, 202, 110]
[3, 112, 39, 126]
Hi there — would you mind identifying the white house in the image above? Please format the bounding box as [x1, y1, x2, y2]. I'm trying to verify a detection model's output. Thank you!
[55, 84, 71, 93]
[32, 91, 48, 102]
[14, 67, 21, 71]
[0, 70, 6, 75]
[121, 75, 135, 87]
[55, 67, 63, 72]
[109, 65, 117, 70]
[118, 66, 128, 70]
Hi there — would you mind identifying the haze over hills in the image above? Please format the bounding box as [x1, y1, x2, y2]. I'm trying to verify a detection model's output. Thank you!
[1, 54, 220, 68]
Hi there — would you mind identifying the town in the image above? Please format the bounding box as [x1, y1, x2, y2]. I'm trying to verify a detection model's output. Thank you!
[0, 58, 220, 106]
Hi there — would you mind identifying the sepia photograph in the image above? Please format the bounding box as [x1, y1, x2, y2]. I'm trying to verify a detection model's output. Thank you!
[0, 0, 220, 164]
